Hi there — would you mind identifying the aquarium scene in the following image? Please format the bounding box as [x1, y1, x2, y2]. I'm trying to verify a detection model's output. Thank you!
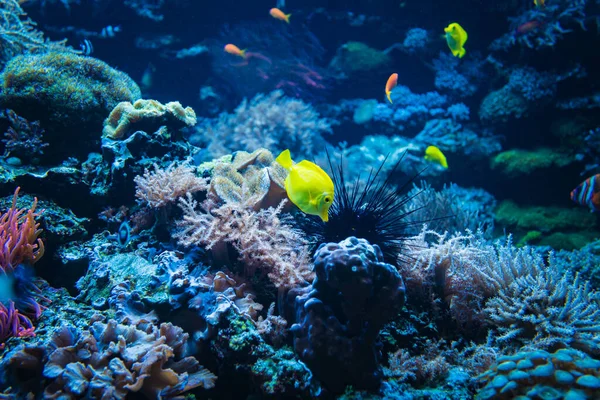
[1, 0, 600, 398]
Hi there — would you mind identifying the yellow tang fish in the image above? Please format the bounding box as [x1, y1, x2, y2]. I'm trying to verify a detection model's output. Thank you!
[276, 149, 334, 222]
[444, 23, 468, 58]
[424, 145, 448, 169]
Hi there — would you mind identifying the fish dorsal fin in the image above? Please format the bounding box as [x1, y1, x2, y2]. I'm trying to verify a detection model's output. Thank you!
[276, 149, 293, 170]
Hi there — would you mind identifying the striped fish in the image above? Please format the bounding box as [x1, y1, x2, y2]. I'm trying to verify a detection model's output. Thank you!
[571, 174, 600, 211]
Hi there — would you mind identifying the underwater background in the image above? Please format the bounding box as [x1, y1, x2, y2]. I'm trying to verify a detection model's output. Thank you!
[1, 0, 600, 398]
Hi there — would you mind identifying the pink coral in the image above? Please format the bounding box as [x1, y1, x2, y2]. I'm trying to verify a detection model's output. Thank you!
[134, 161, 208, 208]
[0, 187, 44, 274]
[176, 193, 313, 289]
[0, 300, 35, 350]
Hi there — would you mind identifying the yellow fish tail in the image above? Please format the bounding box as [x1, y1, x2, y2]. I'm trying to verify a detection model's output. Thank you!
[458, 48, 466, 58]
[386, 90, 393, 104]
[276, 149, 294, 170]
[285, 13, 291, 23]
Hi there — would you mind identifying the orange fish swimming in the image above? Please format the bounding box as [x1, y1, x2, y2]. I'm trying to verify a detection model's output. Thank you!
[224, 44, 247, 59]
[385, 73, 398, 104]
[270, 8, 291, 23]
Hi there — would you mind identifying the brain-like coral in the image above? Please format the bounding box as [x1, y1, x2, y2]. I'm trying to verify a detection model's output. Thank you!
[290, 237, 405, 392]
[477, 348, 600, 399]
[103, 99, 197, 140]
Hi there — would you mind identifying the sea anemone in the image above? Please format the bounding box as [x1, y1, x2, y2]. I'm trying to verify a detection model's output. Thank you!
[301, 151, 427, 264]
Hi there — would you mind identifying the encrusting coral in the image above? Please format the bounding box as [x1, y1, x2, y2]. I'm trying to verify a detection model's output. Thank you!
[477, 348, 600, 399]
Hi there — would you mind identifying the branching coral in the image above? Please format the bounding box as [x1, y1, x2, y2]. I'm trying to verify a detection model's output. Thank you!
[176, 194, 313, 289]
[134, 161, 208, 208]
[1, 109, 48, 161]
[402, 228, 546, 329]
[485, 271, 600, 354]
[0, 0, 75, 68]
[0, 187, 44, 274]
[198, 91, 331, 160]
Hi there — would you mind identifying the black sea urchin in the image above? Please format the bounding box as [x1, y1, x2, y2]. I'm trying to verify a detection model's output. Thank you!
[302, 151, 428, 264]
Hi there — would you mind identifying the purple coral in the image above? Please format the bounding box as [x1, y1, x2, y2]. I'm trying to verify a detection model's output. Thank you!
[289, 237, 405, 392]
[1, 109, 48, 161]
[0, 301, 35, 349]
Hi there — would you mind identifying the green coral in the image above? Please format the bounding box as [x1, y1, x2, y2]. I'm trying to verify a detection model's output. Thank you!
[491, 148, 575, 176]
[495, 200, 596, 232]
[496, 200, 599, 250]
[75, 252, 166, 306]
[215, 311, 317, 397]
[329, 42, 391, 76]
[0, 52, 140, 138]
[517, 230, 542, 247]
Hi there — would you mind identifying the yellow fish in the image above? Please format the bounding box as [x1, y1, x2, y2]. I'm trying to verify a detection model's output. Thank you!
[444, 23, 468, 58]
[276, 149, 334, 222]
[424, 146, 448, 168]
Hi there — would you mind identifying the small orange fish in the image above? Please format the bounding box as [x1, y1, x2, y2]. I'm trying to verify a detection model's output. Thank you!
[385, 73, 398, 104]
[270, 8, 291, 23]
[224, 44, 246, 59]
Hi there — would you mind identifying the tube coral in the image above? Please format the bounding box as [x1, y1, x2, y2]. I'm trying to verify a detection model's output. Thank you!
[0, 187, 44, 274]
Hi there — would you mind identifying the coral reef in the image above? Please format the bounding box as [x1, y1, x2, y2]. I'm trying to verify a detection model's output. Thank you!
[329, 41, 391, 77]
[134, 161, 208, 209]
[491, 148, 576, 176]
[0, 0, 75, 68]
[0, 110, 48, 164]
[198, 91, 331, 160]
[1, 316, 217, 398]
[0, 52, 140, 158]
[403, 181, 497, 236]
[0, 187, 44, 274]
[102, 99, 197, 140]
[290, 237, 405, 392]
[478, 349, 600, 399]
[485, 271, 600, 354]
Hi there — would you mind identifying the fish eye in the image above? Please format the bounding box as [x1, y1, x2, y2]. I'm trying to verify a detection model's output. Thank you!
[325, 197, 331, 203]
